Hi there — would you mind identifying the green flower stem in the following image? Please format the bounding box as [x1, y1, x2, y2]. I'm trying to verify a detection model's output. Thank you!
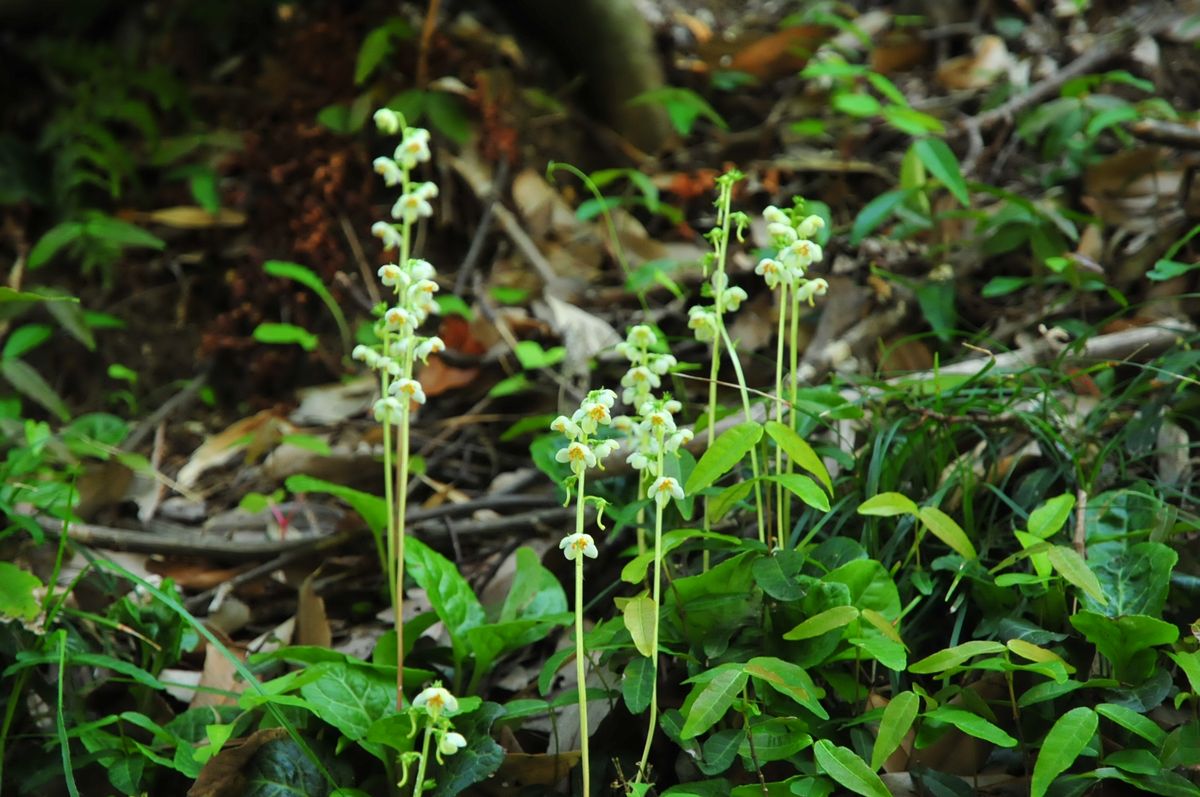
[701, 332, 721, 569]
[636, 430, 667, 785]
[379, 359, 402, 708]
[412, 723, 434, 797]
[717, 321, 765, 544]
[396, 379, 412, 705]
[573, 471, 591, 797]
[774, 282, 790, 547]
[789, 290, 801, 434]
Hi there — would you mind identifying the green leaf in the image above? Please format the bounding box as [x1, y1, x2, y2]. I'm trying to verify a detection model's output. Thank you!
[0, 287, 70, 304]
[284, 475, 387, 536]
[680, 667, 748, 739]
[913, 138, 969, 206]
[623, 656, 654, 713]
[925, 705, 1018, 747]
[84, 214, 165, 251]
[243, 738, 327, 797]
[1069, 612, 1178, 684]
[909, 641, 1006, 674]
[763, 420, 832, 493]
[43, 288, 96, 350]
[432, 702, 506, 797]
[872, 691, 919, 769]
[744, 656, 828, 719]
[426, 92, 473, 144]
[296, 661, 394, 742]
[783, 606, 860, 641]
[622, 594, 658, 658]
[2, 324, 53, 360]
[738, 717, 812, 763]
[0, 358, 70, 421]
[813, 740, 891, 797]
[499, 547, 566, 622]
[406, 538, 486, 660]
[1096, 702, 1167, 748]
[917, 506, 977, 560]
[883, 105, 945, 135]
[279, 434, 332, 456]
[253, 322, 317, 351]
[751, 549, 806, 601]
[850, 189, 910, 245]
[1031, 707, 1098, 797]
[833, 91, 882, 117]
[356, 26, 395, 85]
[857, 492, 918, 517]
[28, 221, 84, 269]
[1027, 494, 1075, 538]
[513, 340, 565, 369]
[1083, 541, 1176, 617]
[0, 562, 43, 622]
[1046, 545, 1106, 604]
[684, 421, 763, 494]
[765, 473, 830, 512]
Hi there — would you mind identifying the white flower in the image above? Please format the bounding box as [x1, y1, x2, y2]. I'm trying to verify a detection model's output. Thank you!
[645, 409, 677, 435]
[438, 731, 467, 756]
[393, 191, 434, 223]
[556, 441, 597, 473]
[666, 428, 693, 452]
[688, 306, 717, 342]
[767, 222, 798, 244]
[379, 356, 402, 377]
[372, 221, 404, 251]
[391, 378, 427, 405]
[396, 127, 432, 168]
[414, 336, 445, 361]
[722, 286, 748, 312]
[373, 156, 403, 186]
[413, 181, 439, 201]
[611, 415, 634, 433]
[384, 306, 413, 332]
[551, 415, 582, 438]
[560, 532, 598, 561]
[614, 341, 636, 361]
[795, 278, 829, 305]
[796, 214, 825, 239]
[413, 684, 458, 717]
[574, 396, 613, 434]
[763, 205, 789, 226]
[626, 325, 657, 348]
[756, 257, 785, 290]
[408, 258, 436, 280]
[352, 344, 373, 363]
[378, 263, 405, 288]
[627, 451, 649, 471]
[648, 354, 676, 376]
[373, 397, 404, 423]
[711, 271, 729, 292]
[781, 239, 822, 271]
[374, 108, 402, 135]
[592, 439, 619, 461]
[649, 476, 684, 507]
[590, 388, 617, 408]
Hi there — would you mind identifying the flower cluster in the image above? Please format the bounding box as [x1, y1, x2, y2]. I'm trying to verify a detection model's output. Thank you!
[399, 682, 467, 789]
[755, 205, 829, 304]
[624, 397, 690, 508]
[551, 389, 620, 477]
[688, 270, 749, 343]
[353, 111, 445, 425]
[613, 325, 678, 408]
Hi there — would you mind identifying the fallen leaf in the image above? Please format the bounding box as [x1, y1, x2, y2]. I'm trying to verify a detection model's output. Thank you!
[187, 727, 289, 797]
[936, 36, 1012, 90]
[296, 570, 332, 648]
[729, 26, 832, 81]
[139, 206, 247, 229]
[419, 354, 480, 398]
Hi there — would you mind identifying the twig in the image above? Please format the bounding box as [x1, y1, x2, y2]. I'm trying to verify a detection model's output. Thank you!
[123, 365, 212, 452]
[415, 0, 441, 90]
[455, 157, 510, 296]
[1128, 119, 1200, 150]
[339, 212, 381, 309]
[1074, 488, 1088, 557]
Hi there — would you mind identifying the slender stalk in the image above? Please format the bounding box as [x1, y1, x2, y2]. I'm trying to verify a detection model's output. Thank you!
[702, 336, 721, 570]
[396, 389, 412, 706]
[773, 283, 789, 548]
[412, 723, 434, 797]
[718, 322, 765, 543]
[573, 472, 591, 797]
[636, 432, 667, 783]
[380, 364, 400, 706]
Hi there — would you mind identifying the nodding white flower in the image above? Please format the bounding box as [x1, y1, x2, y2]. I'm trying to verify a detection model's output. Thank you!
[396, 127, 432, 169]
[626, 325, 657, 349]
[796, 214, 825, 239]
[795, 278, 829, 306]
[611, 415, 634, 433]
[393, 191, 434, 223]
[649, 476, 684, 508]
[408, 278, 439, 297]
[627, 451, 649, 471]
[782, 239, 822, 271]
[648, 354, 676, 376]
[384, 306, 413, 332]
[722, 286, 748, 312]
[560, 532, 598, 561]
[372, 221, 404, 251]
[614, 341, 636, 361]
[374, 108, 402, 135]
[378, 263, 405, 288]
[379, 356, 402, 377]
[592, 439, 619, 461]
[763, 205, 789, 226]
[352, 344, 373, 363]
[645, 409, 677, 435]
[756, 257, 785, 290]
[413, 181, 439, 201]
[414, 336, 445, 361]
[556, 440, 597, 473]
[665, 428, 694, 452]
[621, 366, 661, 392]
[688, 306, 718, 342]
[590, 389, 617, 408]
[663, 398, 682, 414]
[391, 378, 427, 405]
[373, 156, 404, 187]
[767, 222, 798, 245]
[438, 731, 467, 757]
[413, 684, 458, 717]
[408, 259, 436, 280]
[373, 397, 404, 423]
[711, 271, 729, 292]
[574, 396, 614, 434]
[551, 415, 581, 438]
[386, 337, 411, 358]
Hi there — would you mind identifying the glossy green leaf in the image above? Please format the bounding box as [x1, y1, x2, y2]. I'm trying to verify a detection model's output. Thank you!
[925, 705, 1017, 747]
[623, 594, 658, 658]
[1, 358, 70, 421]
[918, 506, 977, 560]
[909, 640, 1006, 674]
[1083, 541, 1176, 617]
[872, 691, 919, 769]
[783, 606, 860, 641]
[680, 667, 748, 739]
[1069, 611, 1178, 684]
[685, 421, 763, 495]
[252, 322, 317, 351]
[699, 728, 743, 775]
[813, 740, 891, 797]
[857, 492, 918, 517]
[297, 660, 394, 741]
[1027, 494, 1075, 538]
[623, 656, 654, 714]
[1047, 545, 1106, 604]
[913, 138, 969, 206]
[850, 188, 910, 245]
[765, 473, 830, 512]
[0, 562, 43, 622]
[745, 656, 828, 719]
[405, 537, 486, 660]
[738, 717, 812, 763]
[1031, 707, 1097, 797]
[1096, 702, 1166, 748]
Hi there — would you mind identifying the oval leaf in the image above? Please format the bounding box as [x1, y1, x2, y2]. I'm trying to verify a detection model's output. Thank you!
[814, 739, 891, 797]
[680, 667, 748, 740]
[1027, 493, 1075, 539]
[913, 138, 969, 206]
[1047, 545, 1107, 605]
[909, 640, 1006, 674]
[684, 421, 763, 495]
[764, 421, 832, 494]
[858, 492, 918, 517]
[872, 691, 919, 770]
[622, 594, 658, 658]
[1031, 707, 1098, 797]
[917, 506, 978, 560]
[783, 606, 860, 641]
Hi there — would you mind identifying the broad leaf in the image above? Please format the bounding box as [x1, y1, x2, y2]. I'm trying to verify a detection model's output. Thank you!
[813, 740, 891, 797]
[406, 538, 486, 661]
[1027, 494, 1075, 539]
[685, 421, 763, 495]
[744, 656, 828, 719]
[917, 506, 977, 560]
[763, 421, 832, 493]
[872, 691, 919, 769]
[680, 667, 748, 740]
[857, 492, 918, 517]
[1047, 545, 1107, 605]
[622, 594, 658, 658]
[1031, 707, 1097, 797]
[909, 641, 1006, 674]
